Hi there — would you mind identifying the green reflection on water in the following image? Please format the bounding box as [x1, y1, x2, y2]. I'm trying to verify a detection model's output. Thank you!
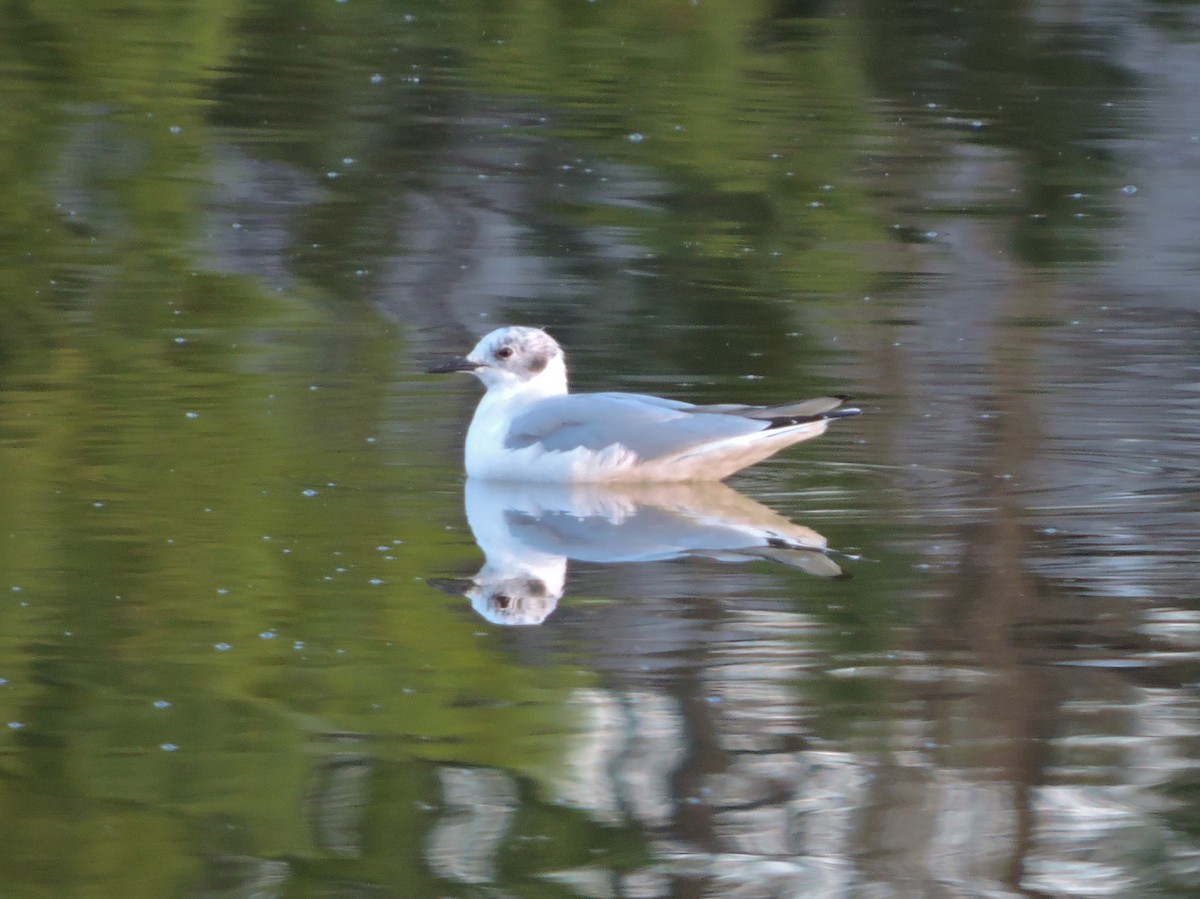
[0, 320, 594, 894]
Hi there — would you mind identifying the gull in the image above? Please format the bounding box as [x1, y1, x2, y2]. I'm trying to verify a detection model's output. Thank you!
[427, 326, 860, 482]
[428, 479, 846, 625]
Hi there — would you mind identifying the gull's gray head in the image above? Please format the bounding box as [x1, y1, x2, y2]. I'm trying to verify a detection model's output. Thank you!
[428, 326, 567, 394]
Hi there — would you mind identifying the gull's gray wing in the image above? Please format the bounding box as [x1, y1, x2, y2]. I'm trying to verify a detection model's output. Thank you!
[503, 392, 767, 460]
[598, 392, 858, 422]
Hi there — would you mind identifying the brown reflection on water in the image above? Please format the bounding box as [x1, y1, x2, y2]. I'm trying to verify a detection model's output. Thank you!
[411, 117, 1200, 896]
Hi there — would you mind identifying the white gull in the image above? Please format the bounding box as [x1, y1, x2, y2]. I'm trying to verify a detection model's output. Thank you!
[427, 326, 859, 482]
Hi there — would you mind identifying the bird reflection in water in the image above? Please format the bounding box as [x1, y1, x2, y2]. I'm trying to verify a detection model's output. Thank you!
[428, 479, 848, 625]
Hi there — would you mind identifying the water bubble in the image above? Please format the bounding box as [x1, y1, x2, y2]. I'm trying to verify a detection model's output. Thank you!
[627, 132, 645, 143]
[1120, 184, 1138, 195]
[185, 411, 199, 419]
[302, 488, 318, 497]
[214, 642, 232, 652]
[160, 743, 179, 752]
[370, 73, 383, 84]
[153, 699, 172, 709]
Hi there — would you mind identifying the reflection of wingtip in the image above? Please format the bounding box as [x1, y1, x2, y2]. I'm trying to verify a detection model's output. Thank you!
[756, 547, 846, 577]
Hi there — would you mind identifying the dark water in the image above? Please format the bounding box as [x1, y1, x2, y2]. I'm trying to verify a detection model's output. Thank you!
[1, 1, 1198, 896]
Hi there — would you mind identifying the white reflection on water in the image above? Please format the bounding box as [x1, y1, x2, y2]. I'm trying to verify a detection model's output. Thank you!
[426, 767, 519, 885]
[429, 478, 846, 625]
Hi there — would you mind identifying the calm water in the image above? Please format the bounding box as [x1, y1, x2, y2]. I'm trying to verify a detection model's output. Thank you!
[1, 1, 1198, 896]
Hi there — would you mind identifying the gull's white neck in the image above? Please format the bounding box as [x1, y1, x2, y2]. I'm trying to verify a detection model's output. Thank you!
[465, 356, 568, 479]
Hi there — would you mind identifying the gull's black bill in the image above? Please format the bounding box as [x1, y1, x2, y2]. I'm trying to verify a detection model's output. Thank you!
[426, 577, 475, 596]
[425, 356, 482, 374]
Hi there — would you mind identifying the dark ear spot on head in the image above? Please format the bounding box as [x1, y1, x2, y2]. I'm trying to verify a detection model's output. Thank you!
[525, 353, 548, 374]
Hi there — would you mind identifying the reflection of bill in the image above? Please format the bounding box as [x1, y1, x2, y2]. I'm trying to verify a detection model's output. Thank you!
[428, 479, 848, 626]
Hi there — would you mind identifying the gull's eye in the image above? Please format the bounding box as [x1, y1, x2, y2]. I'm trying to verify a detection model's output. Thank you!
[493, 593, 511, 609]
[495, 346, 514, 360]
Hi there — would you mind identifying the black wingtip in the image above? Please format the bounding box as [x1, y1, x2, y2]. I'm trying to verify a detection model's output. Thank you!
[828, 406, 862, 419]
[766, 404, 862, 429]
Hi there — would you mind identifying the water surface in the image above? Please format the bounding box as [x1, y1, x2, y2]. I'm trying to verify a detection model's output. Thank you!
[0, 1, 1198, 896]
